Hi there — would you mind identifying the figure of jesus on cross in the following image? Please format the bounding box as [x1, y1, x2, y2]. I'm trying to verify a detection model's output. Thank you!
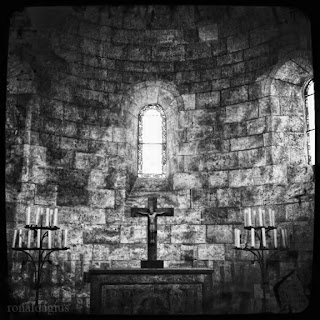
[131, 196, 174, 267]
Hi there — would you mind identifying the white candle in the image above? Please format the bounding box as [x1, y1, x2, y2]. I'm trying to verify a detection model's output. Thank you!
[272, 210, 275, 227]
[261, 228, 266, 247]
[259, 208, 263, 227]
[45, 208, 50, 227]
[273, 229, 278, 248]
[281, 229, 285, 247]
[247, 208, 252, 227]
[26, 207, 31, 225]
[18, 229, 22, 247]
[49, 209, 53, 227]
[234, 229, 237, 247]
[244, 209, 247, 227]
[64, 230, 68, 247]
[35, 208, 39, 226]
[234, 229, 241, 248]
[27, 230, 32, 248]
[251, 228, 255, 247]
[54, 208, 58, 226]
[48, 230, 52, 249]
[37, 230, 41, 248]
[12, 230, 17, 248]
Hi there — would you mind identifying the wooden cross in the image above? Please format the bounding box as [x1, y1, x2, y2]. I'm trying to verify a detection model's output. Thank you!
[131, 197, 174, 266]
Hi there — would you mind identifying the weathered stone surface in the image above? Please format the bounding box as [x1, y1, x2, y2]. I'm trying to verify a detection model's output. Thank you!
[198, 24, 218, 41]
[197, 244, 225, 260]
[201, 152, 239, 171]
[216, 188, 241, 207]
[88, 189, 115, 208]
[120, 224, 147, 243]
[171, 225, 206, 243]
[217, 51, 243, 66]
[221, 85, 248, 105]
[195, 91, 220, 109]
[182, 93, 196, 110]
[229, 169, 254, 187]
[238, 148, 266, 168]
[208, 171, 229, 188]
[230, 135, 263, 151]
[207, 225, 234, 243]
[158, 244, 181, 260]
[227, 34, 249, 53]
[247, 117, 267, 135]
[84, 225, 120, 244]
[225, 101, 258, 123]
[173, 173, 204, 190]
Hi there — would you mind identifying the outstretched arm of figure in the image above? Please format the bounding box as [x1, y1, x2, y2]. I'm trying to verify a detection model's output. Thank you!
[137, 210, 150, 217]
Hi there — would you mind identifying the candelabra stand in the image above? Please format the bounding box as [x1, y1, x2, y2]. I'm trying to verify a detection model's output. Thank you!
[12, 224, 69, 309]
[234, 226, 288, 313]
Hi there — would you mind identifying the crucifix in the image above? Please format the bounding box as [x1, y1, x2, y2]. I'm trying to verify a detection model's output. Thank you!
[131, 196, 174, 268]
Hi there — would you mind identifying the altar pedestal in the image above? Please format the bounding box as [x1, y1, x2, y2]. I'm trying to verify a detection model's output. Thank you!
[85, 269, 214, 315]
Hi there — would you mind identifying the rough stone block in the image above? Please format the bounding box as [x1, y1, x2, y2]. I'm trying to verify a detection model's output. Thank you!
[244, 43, 269, 60]
[92, 245, 110, 260]
[187, 127, 216, 142]
[189, 81, 211, 94]
[211, 79, 230, 90]
[184, 155, 201, 171]
[217, 51, 243, 66]
[267, 116, 290, 132]
[195, 91, 220, 109]
[207, 225, 234, 243]
[202, 208, 228, 225]
[240, 186, 265, 207]
[185, 43, 212, 60]
[159, 209, 202, 225]
[238, 148, 266, 168]
[157, 224, 171, 243]
[198, 24, 218, 41]
[201, 152, 239, 171]
[120, 224, 147, 244]
[208, 171, 229, 188]
[182, 94, 196, 110]
[191, 189, 217, 209]
[178, 141, 198, 156]
[197, 138, 224, 154]
[84, 225, 120, 244]
[152, 44, 185, 61]
[88, 189, 115, 208]
[178, 111, 193, 128]
[57, 187, 89, 206]
[229, 169, 254, 187]
[221, 85, 248, 105]
[287, 165, 314, 184]
[171, 225, 206, 244]
[192, 109, 220, 127]
[247, 117, 267, 135]
[223, 122, 247, 139]
[197, 244, 225, 260]
[216, 188, 241, 207]
[227, 34, 249, 53]
[225, 101, 258, 123]
[88, 170, 106, 189]
[253, 165, 287, 185]
[265, 146, 288, 165]
[285, 202, 314, 221]
[180, 244, 196, 261]
[263, 132, 286, 147]
[230, 135, 263, 151]
[157, 244, 181, 260]
[173, 173, 204, 190]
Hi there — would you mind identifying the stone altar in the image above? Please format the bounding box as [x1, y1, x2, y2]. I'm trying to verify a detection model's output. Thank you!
[85, 268, 214, 314]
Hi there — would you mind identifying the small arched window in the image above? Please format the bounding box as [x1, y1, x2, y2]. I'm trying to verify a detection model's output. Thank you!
[138, 104, 167, 177]
[304, 79, 315, 165]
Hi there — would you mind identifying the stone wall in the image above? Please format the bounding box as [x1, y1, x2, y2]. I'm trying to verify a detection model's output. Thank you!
[6, 5, 314, 314]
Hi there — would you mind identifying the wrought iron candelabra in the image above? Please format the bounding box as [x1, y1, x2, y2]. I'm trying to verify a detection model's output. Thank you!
[233, 208, 289, 312]
[12, 223, 69, 308]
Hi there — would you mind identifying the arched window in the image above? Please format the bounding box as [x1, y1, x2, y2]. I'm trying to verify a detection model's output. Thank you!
[304, 79, 315, 165]
[138, 104, 167, 177]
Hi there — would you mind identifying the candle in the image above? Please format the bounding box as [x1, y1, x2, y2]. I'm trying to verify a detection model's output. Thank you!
[12, 230, 17, 248]
[18, 229, 22, 248]
[37, 230, 41, 248]
[45, 208, 50, 227]
[35, 208, 39, 226]
[60, 229, 64, 248]
[244, 209, 247, 227]
[26, 207, 31, 226]
[259, 208, 263, 227]
[247, 208, 252, 227]
[272, 210, 275, 227]
[53, 208, 58, 226]
[251, 228, 255, 247]
[261, 228, 266, 247]
[64, 230, 68, 247]
[27, 230, 32, 248]
[281, 229, 285, 247]
[48, 230, 52, 249]
[273, 229, 278, 248]
[234, 229, 241, 248]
